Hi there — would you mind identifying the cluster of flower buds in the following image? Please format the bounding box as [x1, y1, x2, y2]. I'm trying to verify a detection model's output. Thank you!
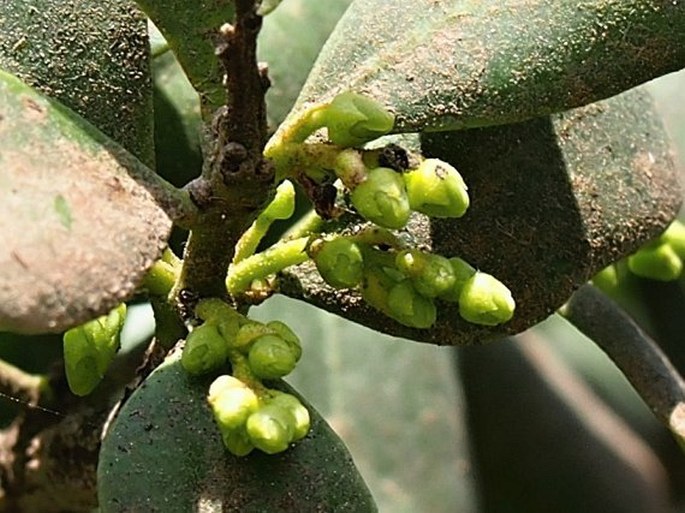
[310, 239, 515, 329]
[179, 299, 309, 456]
[62, 303, 126, 396]
[593, 220, 685, 290]
[208, 375, 310, 456]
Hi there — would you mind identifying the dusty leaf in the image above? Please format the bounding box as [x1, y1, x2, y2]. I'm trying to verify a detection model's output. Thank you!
[291, 0, 685, 132]
[0, 70, 173, 334]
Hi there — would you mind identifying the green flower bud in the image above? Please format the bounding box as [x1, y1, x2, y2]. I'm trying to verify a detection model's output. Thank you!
[208, 375, 260, 430]
[387, 280, 437, 329]
[221, 426, 255, 457]
[246, 405, 296, 454]
[350, 167, 410, 229]
[628, 243, 683, 281]
[311, 237, 364, 288]
[396, 250, 456, 298]
[660, 220, 685, 259]
[261, 180, 296, 221]
[323, 92, 394, 147]
[181, 323, 229, 375]
[265, 320, 302, 361]
[248, 335, 299, 379]
[63, 303, 126, 396]
[404, 159, 469, 218]
[439, 257, 477, 303]
[591, 264, 620, 292]
[360, 264, 400, 317]
[234, 321, 273, 352]
[459, 272, 515, 326]
[269, 392, 311, 441]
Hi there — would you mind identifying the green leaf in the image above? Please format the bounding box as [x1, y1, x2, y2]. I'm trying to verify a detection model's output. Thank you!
[292, 0, 685, 133]
[0, 0, 154, 165]
[97, 350, 377, 513]
[133, 0, 235, 116]
[280, 86, 681, 345]
[258, 0, 353, 128]
[0, 70, 176, 334]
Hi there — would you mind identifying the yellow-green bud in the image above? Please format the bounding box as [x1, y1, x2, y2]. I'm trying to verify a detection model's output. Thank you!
[396, 249, 456, 298]
[311, 237, 364, 288]
[181, 323, 229, 375]
[404, 159, 469, 218]
[221, 426, 255, 457]
[265, 321, 302, 362]
[439, 257, 477, 303]
[248, 335, 299, 379]
[246, 405, 296, 454]
[458, 272, 515, 326]
[350, 167, 410, 229]
[269, 392, 310, 441]
[323, 92, 395, 147]
[208, 375, 260, 430]
[387, 280, 437, 328]
[628, 243, 683, 281]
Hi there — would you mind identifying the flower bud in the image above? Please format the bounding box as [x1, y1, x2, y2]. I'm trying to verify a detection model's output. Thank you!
[458, 272, 515, 326]
[265, 321, 302, 361]
[350, 167, 410, 229]
[439, 257, 477, 303]
[221, 426, 255, 457]
[248, 335, 299, 379]
[360, 264, 401, 317]
[660, 220, 685, 259]
[591, 264, 620, 292]
[628, 243, 683, 281]
[261, 180, 296, 221]
[246, 405, 296, 454]
[387, 280, 437, 328]
[234, 321, 273, 352]
[208, 375, 260, 430]
[404, 159, 469, 218]
[63, 303, 126, 396]
[181, 323, 229, 375]
[323, 92, 394, 147]
[396, 250, 455, 298]
[269, 393, 310, 441]
[311, 237, 364, 288]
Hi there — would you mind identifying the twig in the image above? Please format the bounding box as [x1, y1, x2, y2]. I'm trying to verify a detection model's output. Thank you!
[559, 284, 685, 445]
[175, 1, 273, 300]
[0, 359, 45, 408]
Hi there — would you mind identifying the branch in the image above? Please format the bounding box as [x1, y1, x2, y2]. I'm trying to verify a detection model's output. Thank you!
[559, 284, 685, 446]
[175, 1, 274, 300]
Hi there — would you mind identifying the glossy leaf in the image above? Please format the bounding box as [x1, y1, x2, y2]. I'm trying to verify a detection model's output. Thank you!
[97, 350, 377, 513]
[0, 71, 176, 334]
[292, 0, 685, 133]
[0, 0, 154, 165]
[133, 0, 235, 116]
[280, 86, 681, 345]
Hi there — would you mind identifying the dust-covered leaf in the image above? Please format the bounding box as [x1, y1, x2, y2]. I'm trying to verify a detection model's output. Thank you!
[292, 0, 685, 133]
[0, 0, 154, 165]
[0, 70, 174, 334]
[97, 349, 377, 513]
[134, 0, 235, 116]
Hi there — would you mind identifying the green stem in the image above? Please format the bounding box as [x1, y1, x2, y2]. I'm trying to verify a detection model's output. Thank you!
[282, 209, 323, 240]
[142, 259, 179, 297]
[233, 217, 271, 264]
[559, 284, 685, 447]
[227, 237, 310, 295]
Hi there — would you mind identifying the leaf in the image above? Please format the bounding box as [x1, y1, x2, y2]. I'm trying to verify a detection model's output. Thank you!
[0, 70, 175, 334]
[251, 295, 478, 513]
[133, 0, 235, 116]
[0, 0, 155, 165]
[97, 349, 377, 513]
[258, 0, 353, 129]
[280, 86, 682, 345]
[291, 0, 685, 133]
[457, 334, 669, 513]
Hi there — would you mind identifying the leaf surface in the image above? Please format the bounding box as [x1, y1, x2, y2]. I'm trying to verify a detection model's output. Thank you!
[97, 349, 377, 513]
[0, 71, 174, 334]
[293, 0, 685, 132]
[0, 0, 154, 165]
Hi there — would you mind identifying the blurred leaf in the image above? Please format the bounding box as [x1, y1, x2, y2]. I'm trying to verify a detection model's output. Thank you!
[0, 70, 173, 334]
[281, 87, 681, 345]
[133, 0, 235, 116]
[150, 35, 203, 186]
[98, 349, 377, 513]
[0, 0, 154, 165]
[457, 335, 670, 513]
[291, 0, 685, 133]
[258, 0, 353, 129]
[251, 295, 477, 513]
